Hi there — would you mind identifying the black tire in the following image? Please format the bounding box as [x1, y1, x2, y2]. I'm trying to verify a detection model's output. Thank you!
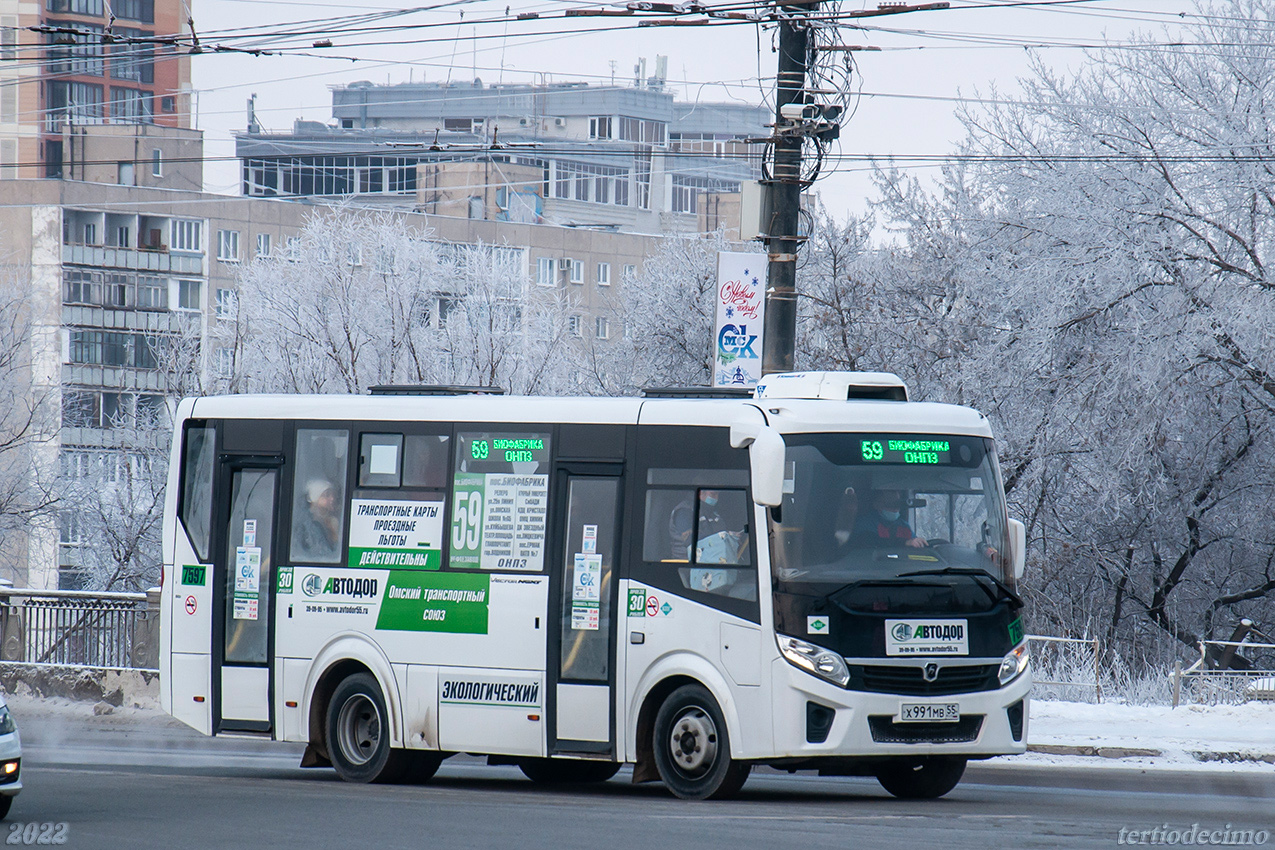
[518, 758, 621, 784]
[652, 684, 750, 800]
[326, 672, 408, 784]
[401, 750, 447, 784]
[0, 795, 12, 820]
[876, 756, 967, 799]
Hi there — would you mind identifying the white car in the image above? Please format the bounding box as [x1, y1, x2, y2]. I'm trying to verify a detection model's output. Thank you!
[0, 695, 21, 819]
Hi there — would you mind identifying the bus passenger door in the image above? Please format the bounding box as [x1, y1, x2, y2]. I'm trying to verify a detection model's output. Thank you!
[214, 460, 282, 733]
[549, 467, 623, 755]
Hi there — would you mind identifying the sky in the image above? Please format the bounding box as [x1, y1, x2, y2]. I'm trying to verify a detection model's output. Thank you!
[187, 0, 1201, 219]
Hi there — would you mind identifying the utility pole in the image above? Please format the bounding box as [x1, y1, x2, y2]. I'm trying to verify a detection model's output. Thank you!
[761, 0, 814, 376]
[758, 1, 949, 375]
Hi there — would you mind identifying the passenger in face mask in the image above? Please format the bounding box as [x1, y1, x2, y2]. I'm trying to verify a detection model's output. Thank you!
[856, 489, 927, 549]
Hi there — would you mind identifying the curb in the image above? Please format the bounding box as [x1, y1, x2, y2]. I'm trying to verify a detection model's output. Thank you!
[1029, 744, 1162, 758]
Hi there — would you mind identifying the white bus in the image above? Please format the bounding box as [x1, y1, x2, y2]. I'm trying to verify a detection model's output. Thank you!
[160, 371, 1030, 800]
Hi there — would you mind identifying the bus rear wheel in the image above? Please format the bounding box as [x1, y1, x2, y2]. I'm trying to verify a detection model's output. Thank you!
[652, 684, 749, 800]
[876, 756, 966, 799]
[326, 672, 408, 784]
[518, 759, 620, 784]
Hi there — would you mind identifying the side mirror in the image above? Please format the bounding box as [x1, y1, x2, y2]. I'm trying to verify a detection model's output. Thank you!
[730, 421, 785, 507]
[1008, 518, 1027, 581]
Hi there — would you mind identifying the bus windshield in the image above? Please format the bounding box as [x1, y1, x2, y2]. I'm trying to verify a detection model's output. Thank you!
[770, 433, 1013, 618]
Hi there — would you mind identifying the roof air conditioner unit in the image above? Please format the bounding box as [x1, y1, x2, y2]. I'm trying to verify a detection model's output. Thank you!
[557, 258, 572, 271]
[553, 117, 566, 128]
[519, 117, 530, 126]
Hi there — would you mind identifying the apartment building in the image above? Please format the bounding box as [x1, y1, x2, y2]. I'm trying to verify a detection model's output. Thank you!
[235, 76, 768, 235]
[0, 0, 194, 180]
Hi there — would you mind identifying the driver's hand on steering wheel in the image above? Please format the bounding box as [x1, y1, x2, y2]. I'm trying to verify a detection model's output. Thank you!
[905, 537, 927, 548]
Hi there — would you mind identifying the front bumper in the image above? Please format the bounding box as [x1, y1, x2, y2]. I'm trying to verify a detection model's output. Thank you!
[770, 656, 1031, 759]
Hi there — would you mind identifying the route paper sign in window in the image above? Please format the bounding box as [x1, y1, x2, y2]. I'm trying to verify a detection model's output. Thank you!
[348, 498, 444, 569]
[450, 431, 551, 571]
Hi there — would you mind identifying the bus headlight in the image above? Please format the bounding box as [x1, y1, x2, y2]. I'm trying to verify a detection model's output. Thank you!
[778, 636, 850, 687]
[998, 643, 1030, 686]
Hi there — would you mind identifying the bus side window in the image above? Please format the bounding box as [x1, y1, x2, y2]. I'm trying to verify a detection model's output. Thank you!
[402, 434, 450, 489]
[641, 486, 756, 600]
[180, 424, 216, 562]
[359, 433, 403, 488]
[290, 428, 350, 565]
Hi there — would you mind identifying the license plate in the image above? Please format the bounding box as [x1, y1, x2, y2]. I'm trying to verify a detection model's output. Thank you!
[898, 703, 959, 723]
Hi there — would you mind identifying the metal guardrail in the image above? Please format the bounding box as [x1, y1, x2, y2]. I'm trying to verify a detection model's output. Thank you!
[0, 586, 161, 671]
[1027, 635, 1103, 702]
[1172, 640, 1275, 707]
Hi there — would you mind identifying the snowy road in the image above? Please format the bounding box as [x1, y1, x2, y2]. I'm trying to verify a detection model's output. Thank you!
[6, 699, 1273, 849]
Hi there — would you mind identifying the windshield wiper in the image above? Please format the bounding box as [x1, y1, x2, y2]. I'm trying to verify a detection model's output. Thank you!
[897, 566, 1024, 610]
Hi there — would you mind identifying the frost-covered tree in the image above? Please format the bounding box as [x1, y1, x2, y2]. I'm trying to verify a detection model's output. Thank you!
[222, 206, 572, 394]
[0, 265, 59, 585]
[847, 0, 1275, 658]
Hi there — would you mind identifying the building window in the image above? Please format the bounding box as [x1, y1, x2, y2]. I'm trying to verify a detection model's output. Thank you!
[569, 259, 584, 284]
[110, 30, 154, 83]
[549, 160, 629, 205]
[0, 140, 15, 180]
[216, 347, 234, 378]
[256, 233, 272, 257]
[171, 219, 202, 253]
[110, 87, 153, 124]
[68, 330, 158, 369]
[623, 263, 637, 280]
[215, 288, 235, 320]
[0, 20, 16, 63]
[596, 263, 611, 286]
[0, 83, 15, 125]
[177, 279, 202, 311]
[536, 257, 555, 287]
[596, 316, 609, 340]
[45, 23, 104, 77]
[64, 270, 100, 304]
[82, 222, 98, 245]
[46, 0, 106, 15]
[161, 95, 174, 113]
[115, 225, 130, 248]
[136, 275, 165, 309]
[103, 273, 129, 307]
[117, 161, 135, 186]
[151, 148, 162, 177]
[112, 0, 154, 24]
[217, 229, 240, 262]
[589, 116, 612, 140]
[568, 315, 582, 337]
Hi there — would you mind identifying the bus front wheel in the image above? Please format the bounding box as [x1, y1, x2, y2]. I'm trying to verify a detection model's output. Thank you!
[876, 756, 966, 799]
[326, 672, 408, 784]
[652, 684, 749, 800]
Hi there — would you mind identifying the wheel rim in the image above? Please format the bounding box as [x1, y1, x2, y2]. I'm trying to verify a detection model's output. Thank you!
[667, 705, 718, 777]
[336, 693, 381, 766]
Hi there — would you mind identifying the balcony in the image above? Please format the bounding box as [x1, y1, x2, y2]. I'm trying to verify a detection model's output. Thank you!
[62, 244, 204, 275]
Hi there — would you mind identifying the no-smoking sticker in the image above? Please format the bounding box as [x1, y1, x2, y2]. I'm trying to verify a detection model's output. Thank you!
[184, 595, 197, 615]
